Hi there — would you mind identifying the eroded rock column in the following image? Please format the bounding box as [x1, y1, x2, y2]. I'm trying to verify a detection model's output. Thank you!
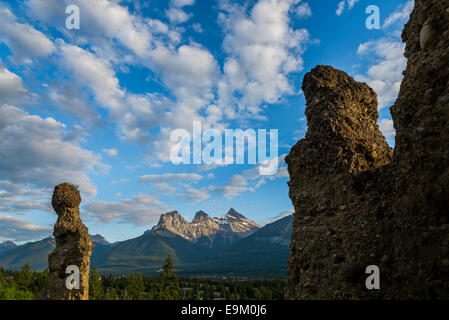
[36, 183, 93, 300]
[286, 0, 449, 299]
[285, 66, 392, 299]
[389, 0, 449, 298]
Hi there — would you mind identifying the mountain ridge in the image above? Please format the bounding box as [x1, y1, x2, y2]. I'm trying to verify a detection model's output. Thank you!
[151, 208, 261, 247]
[0, 240, 18, 254]
[0, 211, 293, 276]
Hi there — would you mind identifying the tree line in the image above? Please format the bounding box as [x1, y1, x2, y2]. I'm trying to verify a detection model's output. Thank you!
[0, 256, 285, 300]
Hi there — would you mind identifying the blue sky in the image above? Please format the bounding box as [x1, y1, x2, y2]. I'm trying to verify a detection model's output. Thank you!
[0, 0, 413, 243]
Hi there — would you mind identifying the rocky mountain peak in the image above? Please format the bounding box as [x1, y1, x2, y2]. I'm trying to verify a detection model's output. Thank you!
[213, 209, 261, 235]
[151, 209, 260, 245]
[0, 240, 17, 248]
[156, 211, 188, 227]
[89, 234, 110, 245]
[163, 210, 183, 219]
[192, 210, 212, 223]
[225, 208, 245, 219]
[152, 211, 194, 239]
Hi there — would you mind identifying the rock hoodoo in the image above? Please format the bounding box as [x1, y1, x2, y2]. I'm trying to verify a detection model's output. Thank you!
[36, 183, 93, 300]
[286, 0, 449, 299]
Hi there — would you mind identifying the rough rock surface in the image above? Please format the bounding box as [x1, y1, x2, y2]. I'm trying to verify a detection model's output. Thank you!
[36, 183, 93, 300]
[285, 0, 449, 299]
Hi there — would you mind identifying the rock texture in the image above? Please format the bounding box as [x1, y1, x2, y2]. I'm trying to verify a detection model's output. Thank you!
[286, 0, 449, 299]
[36, 183, 93, 300]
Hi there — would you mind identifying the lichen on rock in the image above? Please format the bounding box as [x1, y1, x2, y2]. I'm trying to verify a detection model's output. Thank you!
[36, 183, 93, 300]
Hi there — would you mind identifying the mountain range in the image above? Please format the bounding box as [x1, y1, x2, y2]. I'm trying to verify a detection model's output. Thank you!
[0, 209, 293, 276]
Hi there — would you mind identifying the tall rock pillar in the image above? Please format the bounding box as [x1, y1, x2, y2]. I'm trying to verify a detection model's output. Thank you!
[36, 183, 93, 300]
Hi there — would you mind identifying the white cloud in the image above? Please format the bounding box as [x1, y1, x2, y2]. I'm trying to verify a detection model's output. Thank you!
[218, 0, 310, 119]
[102, 148, 118, 158]
[0, 180, 51, 216]
[84, 194, 164, 226]
[336, 1, 345, 16]
[355, 38, 407, 109]
[166, 7, 191, 24]
[139, 173, 203, 183]
[143, 43, 219, 162]
[0, 66, 30, 104]
[46, 82, 102, 127]
[214, 174, 252, 199]
[151, 182, 177, 193]
[0, 6, 55, 62]
[150, 45, 218, 98]
[59, 42, 126, 117]
[383, 0, 414, 28]
[0, 105, 103, 200]
[295, 2, 312, 19]
[171, 0, 195, 7]
[211, 154, 289, 199]
[192, 23, 203, 33]
[26, 0, 153, 58]
[378, 118, 396, 140]
[347, 0, 360, 9]
[336, 0, 359, 16]
[0, 215, 52, 242]
[180, 187, 211, 202]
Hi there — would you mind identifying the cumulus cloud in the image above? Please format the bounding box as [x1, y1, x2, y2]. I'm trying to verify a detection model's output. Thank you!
[214, 174, 252, 199]
[150, 44, 218, 100]
[139, 173, 203, 183]
[102, 148, 118, 158]
[46, 82, 102, 127]
[192, 23, 203, 33]
[0, 5, 55, 62]
[0, 105, 104, 200]
[171, 0, 195, 7]
[0, 180, 51, 216]
[379, 118, 396, 141]
[142, 43, 219, 161]
[295, 2, 312, 19]
[84, 194, 164, 226]
[211, 154, 289, 199]
[217, 0, 310, 119]
[166, 7, 191, 24]
[355, 38, 407, 109]
[0, 66, 30, 104]
[179, 187, 211, 202]
[0, 215, 52, 242]
[26, 0, 153, 58]
[59, 42, 126, 117]
[166, 0, 195, 24]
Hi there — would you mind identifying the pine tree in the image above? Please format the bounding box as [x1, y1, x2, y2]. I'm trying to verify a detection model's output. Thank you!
[104, 288, 119, 300]
[16, 263, 32, 291]
[157, 256, 182, 300]
[128, 273, 145, 300]
[89, 267, 104, 300]
[224, 287, 231, 300]
[194, 288, 202, 300]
